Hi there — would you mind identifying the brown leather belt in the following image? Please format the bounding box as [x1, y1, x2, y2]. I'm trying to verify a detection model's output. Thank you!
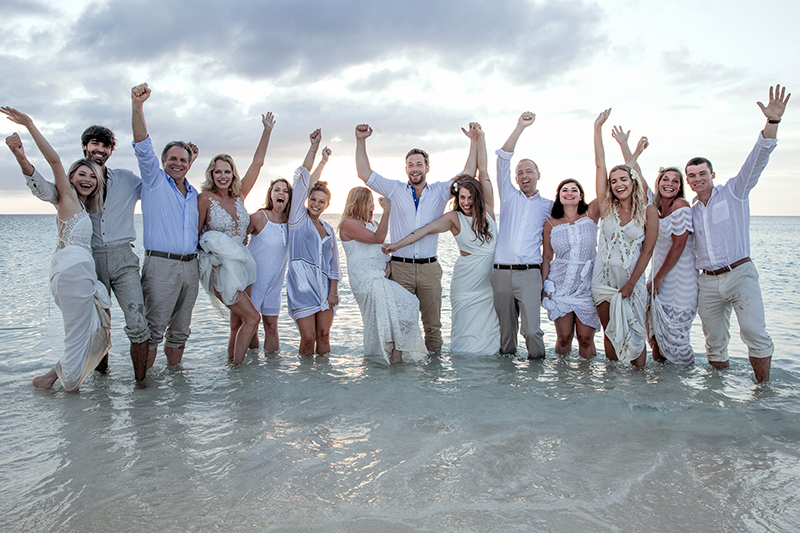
[702, 257, 751, 276]
[391, 256, 437, 264]
[493, 264, 541, 271]
[145, 249, 198, 261]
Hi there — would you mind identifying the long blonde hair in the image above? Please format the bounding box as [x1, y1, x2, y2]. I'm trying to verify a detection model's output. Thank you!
[202, 154, 242, 197]
[68, 158, 105, 213]
[604, 165, 647, 227]
[340, 187, 374, 227]
[653, 167, 685, 212]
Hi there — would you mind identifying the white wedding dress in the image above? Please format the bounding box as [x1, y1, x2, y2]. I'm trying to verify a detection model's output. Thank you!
[199, 197, 257, 312]
[450, 212, 500, 355]
[342, 223, 427, 363]
[51, 209, 112, 391]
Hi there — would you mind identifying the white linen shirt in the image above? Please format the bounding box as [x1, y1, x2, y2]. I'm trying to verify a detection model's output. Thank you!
[366, 171, 452, 259]
[494, 149, 553, 264]
[133, 135, 199, 255]
[692, 133, 777, 271]
[25, 167, 142, 248]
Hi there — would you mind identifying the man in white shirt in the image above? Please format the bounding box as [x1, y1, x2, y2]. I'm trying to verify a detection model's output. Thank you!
[492, 112, 553, 358]
[355, 124, 464, 354]
[686, 84, 790, 383]
[7, 124, 151, 382]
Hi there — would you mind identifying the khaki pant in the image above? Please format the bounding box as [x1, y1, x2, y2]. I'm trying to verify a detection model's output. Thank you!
[141, 255, 199, 350]
[93, 243, 149, 344]
[491, 268, 545, 358]
[698, 261, 773, 362]
[390, 260, 442, 352]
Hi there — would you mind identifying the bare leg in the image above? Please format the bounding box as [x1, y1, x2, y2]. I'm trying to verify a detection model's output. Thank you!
[228, 311, 241, 360]
[596, 302, 618, 361]
[574, 318, 597, 359]
[223, 290, 261, 365]
[249, 331, 260, 350]
[296, 315, 317, 356]
[95, 353, 109, 373]
[750, 355, 771, 383]
[33, 367, 58, 389]
[650, 337, 666, 363]
[315, 308, 334, 355]
[631, 348, 647, 368]
[710, 360, 730, 370]
[553, 313, 576, 355]
[147, 348, 158, 369]
[262, 315, 280, 353]
[130, 340, 149, 381]
[389, 344, 402, 364]
[164, 346, 184, 366]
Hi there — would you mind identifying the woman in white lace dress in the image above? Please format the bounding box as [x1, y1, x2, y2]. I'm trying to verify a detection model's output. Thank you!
[591, 110, 658, 367]
[646, 167, 697, 365]
[2, 106, 111, 390]
[339, 188, 427, 364]
[247, 178, 292, 353]
[383, 123, 500, 355]
[286, 131, 339, 356]
[197, 112, 274, 365]
[541, 179, 601, 358]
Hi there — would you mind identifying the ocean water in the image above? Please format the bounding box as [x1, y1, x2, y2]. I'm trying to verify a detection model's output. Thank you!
[0, 214, 798, 533]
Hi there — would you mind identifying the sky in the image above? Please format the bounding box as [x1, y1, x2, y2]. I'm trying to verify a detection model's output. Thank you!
[1, 0, 798, 215]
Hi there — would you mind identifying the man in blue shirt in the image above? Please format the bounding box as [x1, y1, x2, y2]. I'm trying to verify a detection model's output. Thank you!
[131, 83, 200, 370]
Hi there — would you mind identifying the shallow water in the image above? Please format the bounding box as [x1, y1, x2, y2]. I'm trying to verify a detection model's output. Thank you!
[1, 215, 799, 532]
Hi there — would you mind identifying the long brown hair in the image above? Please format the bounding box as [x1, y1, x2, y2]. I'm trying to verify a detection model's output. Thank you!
[260, 178, 292, 217]
[653, 167, 685, 212]
[451, 175, 492, 244]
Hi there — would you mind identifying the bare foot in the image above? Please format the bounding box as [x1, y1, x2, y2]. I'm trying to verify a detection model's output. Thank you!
[390, 348, 402, 364]
[33, 368, 58, 389]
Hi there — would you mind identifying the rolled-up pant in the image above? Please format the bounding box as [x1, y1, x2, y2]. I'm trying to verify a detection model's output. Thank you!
[389, 260, 442, 352]
[141, 255, 199, 351]
[93, 242, 149, 344]
[697, 261, 773, 362]
[491, 268, 545, 358]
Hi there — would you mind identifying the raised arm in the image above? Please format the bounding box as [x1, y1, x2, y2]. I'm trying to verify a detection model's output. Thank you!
[758, 84, 790, 139]
[625, 136, 650, 193]
[355, 124, 373, 183]
[461, 122, 479, 177]
[502, 111, 535, 153]
[340, 197, 391, 244]
[309, 146, 331, 190]
[594, 109, 611, 213]
[474, 123, 494, 217]
[131, 83, 151, 143]
[240, 112, 275, 199]
[5, 133, 35, 176]
[381, 212, 458, 255]
[302, 128, 321, 172]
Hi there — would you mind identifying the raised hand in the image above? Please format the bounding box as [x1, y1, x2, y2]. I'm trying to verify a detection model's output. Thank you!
[187, 142, 199, 165]
[5, 132, 25, 158]
[635, 136, 649, 153]
[1, 106, 34, 128]
[757, 84, 791, 120]
[611, 125, 629, 145]
[355, 124, 373, 140]
[461, 122, 481, 139]
[262, 112, 275, 131]
[309, 128, 322, 148]
[595, 109, 611, 128]
[518, 111, 535, 128]
[378, 196, 391, 211]
[320, 146, 331, 164]
[131, 83, 151, 104]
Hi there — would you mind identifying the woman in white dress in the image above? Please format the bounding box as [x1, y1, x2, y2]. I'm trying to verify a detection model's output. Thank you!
[286, 130, 339, 356]
[383, 123, 500, 355]
[339, 188, 427, 364]
[247, 177, 291, 353]
[646, 167, 697, 365]
[541, 179, 601, 358]
[197, 112, 274, 365]
[591, 109, 658, 367]
[2, 106, 111, 391]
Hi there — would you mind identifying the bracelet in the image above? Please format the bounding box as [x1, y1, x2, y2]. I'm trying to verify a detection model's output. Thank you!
[768, 118, 781, 124]
[329, 292, 338, 296]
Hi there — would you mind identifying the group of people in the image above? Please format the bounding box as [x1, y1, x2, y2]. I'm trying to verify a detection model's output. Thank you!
[3, 84, 788, 391]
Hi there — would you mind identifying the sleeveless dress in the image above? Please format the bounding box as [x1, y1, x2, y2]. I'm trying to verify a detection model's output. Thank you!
[51, 209, 112, 391]
[450, 212, 500, 355]
[286, 167, 341, 320]
[198, 196, 257, 310]
[248, 210, 289, 316]
[542, 217, 600, 330]
[647, 206, 697, 365]
[342, 222, 427, 363]
[591, 212, 648, 363]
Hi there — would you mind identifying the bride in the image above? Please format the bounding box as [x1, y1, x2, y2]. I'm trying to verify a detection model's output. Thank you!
[339, 188, 427, 363]
[2, 106, 111, 391]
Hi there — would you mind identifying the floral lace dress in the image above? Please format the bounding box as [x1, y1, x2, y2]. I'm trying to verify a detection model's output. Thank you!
[199, 196, 257, 310]
[51, 209, 112, 390]
[342, 223, 427, 363]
